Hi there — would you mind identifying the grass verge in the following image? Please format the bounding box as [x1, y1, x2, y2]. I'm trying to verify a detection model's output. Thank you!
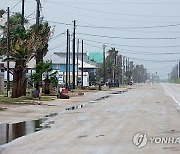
[0, 96, 56, 105]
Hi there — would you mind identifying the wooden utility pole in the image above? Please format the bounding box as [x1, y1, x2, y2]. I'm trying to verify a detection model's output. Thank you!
[72, 20, 76, 89]
[76, 39, 79, 86]
[128, 58, 130, 72]
[21, 0, 25, 25]
[178, 61, 180, 78]
[123, 56, 125, 84]
[114, 53, 117, 87]
[103, 44, 106, 85]
[126, 58, 128, 73]
[81, 40, 84, 87]
[36, 0, 40, 26]
[6, 7, 10, 97]
[65, 29, 69, 89]
[35, 0, 42, 90]
[119, 54, 123, 84]
[68, 33, 71, 88]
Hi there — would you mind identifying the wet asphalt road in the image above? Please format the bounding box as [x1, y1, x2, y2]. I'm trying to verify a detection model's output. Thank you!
[0, 83, 180, 154]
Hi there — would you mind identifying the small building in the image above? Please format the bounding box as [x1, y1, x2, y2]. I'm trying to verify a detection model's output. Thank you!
[0, 50, 98, 87]
[44, 52, 95, 86]
[54, 51, 97, 85]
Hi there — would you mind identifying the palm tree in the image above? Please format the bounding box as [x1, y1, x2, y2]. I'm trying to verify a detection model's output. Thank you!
[0, 12, 52, 98]
[31, 60, 58, 95]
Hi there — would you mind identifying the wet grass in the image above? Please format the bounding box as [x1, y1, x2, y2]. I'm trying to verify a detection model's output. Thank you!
[0, 96, 56, 105]
[0, 96, 25, 104]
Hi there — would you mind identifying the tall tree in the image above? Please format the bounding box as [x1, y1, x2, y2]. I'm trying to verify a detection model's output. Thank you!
[0, 12, 52, 98]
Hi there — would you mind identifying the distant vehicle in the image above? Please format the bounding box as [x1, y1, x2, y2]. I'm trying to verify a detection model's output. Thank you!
[128, 81, 133, 85]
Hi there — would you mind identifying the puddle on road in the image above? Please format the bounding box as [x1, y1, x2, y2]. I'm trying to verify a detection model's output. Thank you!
[95, 95, 111, 101]
[111, 91, 122, 95]
[0, 112, 58, 146]
[111, 90, 128, 95]
[66, 104, 84, 111]
[0, 89, 128, 146]
[88, 90, 128, 104]
[0, 104, 86, 146]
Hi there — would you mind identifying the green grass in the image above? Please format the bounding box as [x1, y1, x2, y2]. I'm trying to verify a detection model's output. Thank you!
[0, 96, 28, 104]
[0, 95, 56, 105]
[21, 96, 56, 101]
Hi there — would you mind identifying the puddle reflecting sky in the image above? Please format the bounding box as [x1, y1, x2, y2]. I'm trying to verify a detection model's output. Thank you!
[0, 119, 46, 145]
[0, 112, 59, 146]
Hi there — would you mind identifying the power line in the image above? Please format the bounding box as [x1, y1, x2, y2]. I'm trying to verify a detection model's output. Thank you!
[26, 11, 36, 18]
[44, 19, 180, 31]
[10, 0, 21, 11]
[41, 6, 180, 25]
[121, 29, 180, 34]
[85, 42, 180, 55]
[77, 23, 180, 30]
[50, 32, 65, 41]
[43, 20, 73, 26]
[42, 1, 180, 5]
[126, 56, 179, 63]
[79, 37, 180, 48]
[49, 41, 66, 50]
[120, 49, 180, 55]
[59, 3, 180, 18]
[77, 32, 180, 40]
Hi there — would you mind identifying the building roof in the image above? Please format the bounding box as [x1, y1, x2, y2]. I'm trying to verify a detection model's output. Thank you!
[0, 57, 36, 69]
[44, 52, 72, 64]
[0, 51, 97, 69]
[54, 51, 97, 66]
[88, 52, 103, 63]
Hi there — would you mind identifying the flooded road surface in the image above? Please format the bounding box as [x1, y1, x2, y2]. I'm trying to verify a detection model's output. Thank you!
[0, 113, 58, 145]
[0, 84, 180, 154]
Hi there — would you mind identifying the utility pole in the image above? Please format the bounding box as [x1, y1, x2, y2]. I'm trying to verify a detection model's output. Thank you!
[65, 29, 69, 89]
[126, 58, 128, 73]
[21, 0, 25, 25]
[103, 44, 106, 85]
[68, 33, 71, 89]
[127, 58, 130, 82]
[81, 40, 84, 87]
[120, 54, 123, 84]
[128, 58, 130, 72]
[179, 61, 180, 78]
[36, 0, 40, 26]
[76, 39, 79, 86]
[21, 0, 27, 96]
[113, 53, 117, 87]
[72, 20, 76, 89]
[123, 56, 125, 84]
[35, 0, 42, 90]
[6, 7, 10, 97]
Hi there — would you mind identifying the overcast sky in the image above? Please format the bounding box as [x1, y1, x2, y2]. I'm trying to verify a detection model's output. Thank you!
[1, 0, 180, 78]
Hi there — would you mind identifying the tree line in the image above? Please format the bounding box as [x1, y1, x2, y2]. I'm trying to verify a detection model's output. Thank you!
[97, 48, 149, 85]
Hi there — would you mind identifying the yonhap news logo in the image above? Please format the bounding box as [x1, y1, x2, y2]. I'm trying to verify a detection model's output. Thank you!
[133, 132, 180, 149]
[133, 132, 148, 148]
